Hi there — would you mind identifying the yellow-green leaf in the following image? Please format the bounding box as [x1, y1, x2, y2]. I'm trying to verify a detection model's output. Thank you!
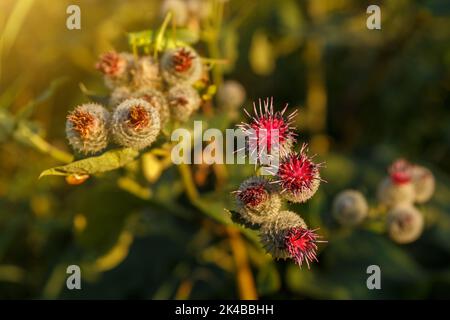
[39, 148, 140, 178]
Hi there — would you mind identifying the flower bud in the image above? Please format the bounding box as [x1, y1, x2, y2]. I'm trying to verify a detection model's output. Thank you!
[332, 190, 368, 227]
[96, 51, 133, 89]
[167, 84, 201, 122]
[217, 80, 246, 109]
[111, 98, 161, 150]
[411, 165, 435, 203]
[378, 177, 415, 207]
[275, 144, 323, 203]
[260, 210, 326, 268]
[131, 56, 163, 89]
[378, 159, 415, 207]
[132, 87, 170, 126]
[387, 204, 424, 244]
[66, 103, 110, 155]
[235, 176, 281, 226]
[160, 47, 203, 85]
[109, 86, 131, 108]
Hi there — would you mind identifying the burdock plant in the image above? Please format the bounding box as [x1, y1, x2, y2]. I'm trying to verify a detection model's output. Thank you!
[230, 98, 327, 269]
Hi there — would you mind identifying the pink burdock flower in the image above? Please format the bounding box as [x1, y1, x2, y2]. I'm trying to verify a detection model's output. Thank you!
[96, 51, 133, 89]
[389, 158, 413, 184]
[285, 227, 323, 268]
[238, 97, 297, 163]
[235, 176, 281, 226]
[378, 158, 415, 207]
[274, 144, 324, 203]
[96, 51, 127, 78]
[260, 210, 326, 268]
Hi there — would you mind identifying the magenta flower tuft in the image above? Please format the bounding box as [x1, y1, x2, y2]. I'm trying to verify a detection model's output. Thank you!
[389, 158, 413, 185]
[238, 97, 297, 161]
[284, 227, 324, 268]
[274, 144, 324, 203]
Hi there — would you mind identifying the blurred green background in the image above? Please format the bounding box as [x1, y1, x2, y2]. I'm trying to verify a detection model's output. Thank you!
[0, 0, 449, 299]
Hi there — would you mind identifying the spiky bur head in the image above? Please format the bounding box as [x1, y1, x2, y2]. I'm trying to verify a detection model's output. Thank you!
[378, 159, 415, 207]
[217, 80, 246, 112]
[132, 87, 170, 126]
[235, 176, 282, 226]
[160, 46, 203, 85]
[131, 56, 163, 90]
[161, 0, 188, 26]
[96, 51, 133, 89]
[66, 103, 110, 155]
[260, 210, 326, 268]
[332, 190, 368, 227]
[273, 144, 323, 203]
[411, 165, 435, 203]
[167, 84, 201, 122]
[109, 86, 131, 108]
[111, 98, 160, 150]
[387, 204, 424, 244]
[377, 177, 415, 207]
[237, 98, 297, 162]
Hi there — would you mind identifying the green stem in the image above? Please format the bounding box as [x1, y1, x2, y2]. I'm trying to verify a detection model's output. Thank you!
[21, 124, 73, 163]
[154, 12, 172, 59]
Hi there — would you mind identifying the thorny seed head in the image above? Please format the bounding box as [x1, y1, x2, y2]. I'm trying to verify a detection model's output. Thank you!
[238, 98, 297, 160]
[389, 158, 413, 185]
[96, 51, 127, 77]
[332, 190, 369, 227]
[65, 103, 110, 154]
[132, 87, 170, 126]
[259, 210, 326, 268]
[172, 48, 195, 72]
[273, 144, 324, 203]
[234, 177, 281, 226]
[411, 165, 435, 204]
[127, 105, 150, 131]
[167, 84, 201, 122]
[160, 47, 203, 85]
[67, 109, 95, 138]
[111, 98, 161, 150]
[387, 204, 424, 244]
[237, 183, 268, 208]
[285, 227, 324, 269]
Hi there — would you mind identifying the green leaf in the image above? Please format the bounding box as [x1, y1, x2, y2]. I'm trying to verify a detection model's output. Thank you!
[128, 28, 199, 54]
[256, 262, 280, 295]
[39, 148, 140, 178]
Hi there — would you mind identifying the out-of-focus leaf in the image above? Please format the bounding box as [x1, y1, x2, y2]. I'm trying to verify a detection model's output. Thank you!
[256, 262, 280, 295]
[79, 83, 109, 105]
[249, 30, 275, 76]
[0, 109, 15, 142]
[39, 148, 140, 178]
[16, 77, 67, 120]
[142, 152, 163, 183]
[94, 231, 134, 272]
[128, 28, 199, 53]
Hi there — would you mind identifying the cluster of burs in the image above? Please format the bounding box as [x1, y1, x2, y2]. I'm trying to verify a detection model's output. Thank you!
[232, 101, 326, 268]
[332, 159, 435, 244]
[65, 46, 204, 154]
